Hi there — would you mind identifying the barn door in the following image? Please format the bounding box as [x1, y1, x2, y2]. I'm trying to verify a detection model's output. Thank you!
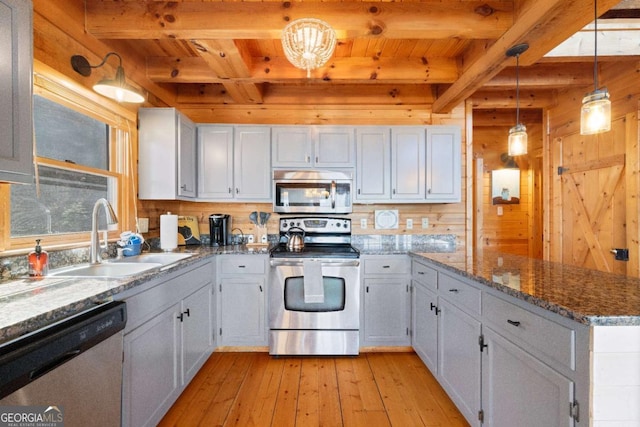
[552, 116, 635, 276]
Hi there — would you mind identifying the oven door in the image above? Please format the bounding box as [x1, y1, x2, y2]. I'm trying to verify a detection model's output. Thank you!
[269, 258, 360, 330]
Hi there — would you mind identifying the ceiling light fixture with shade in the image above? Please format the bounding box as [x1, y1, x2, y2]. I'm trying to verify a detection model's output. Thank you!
[506, 43, 529, 156]
[282, 18, 337, 78]
[71, 52, 145, 104]
[580, 0, 611, 135]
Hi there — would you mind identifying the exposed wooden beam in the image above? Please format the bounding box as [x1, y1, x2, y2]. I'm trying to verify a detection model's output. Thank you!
[432, 0, 622, 113]
[146, 56, 459, 84]
[85, 1, 513, 40]
[470, 90, 557, 109]
[474, 109, 543, 127]
[486, 63, 593, 89]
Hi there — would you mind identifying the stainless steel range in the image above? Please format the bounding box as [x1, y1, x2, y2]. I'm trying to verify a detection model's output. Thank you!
[269, 217, 360, 356]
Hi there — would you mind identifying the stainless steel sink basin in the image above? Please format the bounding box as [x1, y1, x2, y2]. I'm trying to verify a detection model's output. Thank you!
[114, 252, 194, 266]
[50, 262, 162, 278]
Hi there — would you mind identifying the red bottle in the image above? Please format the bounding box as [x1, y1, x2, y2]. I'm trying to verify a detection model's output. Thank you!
[28, 239, 49, 277]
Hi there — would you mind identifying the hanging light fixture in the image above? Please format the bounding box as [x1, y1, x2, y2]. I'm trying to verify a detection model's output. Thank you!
[580, 0, 611, 135]
[506, 43, 529, 156]
[282, 18, 337, 78]
[71, 52, 145, 103]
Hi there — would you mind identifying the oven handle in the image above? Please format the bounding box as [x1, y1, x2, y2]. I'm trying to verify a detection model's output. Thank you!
[270, 259, 360, 267]
[330, 180, 336, 209]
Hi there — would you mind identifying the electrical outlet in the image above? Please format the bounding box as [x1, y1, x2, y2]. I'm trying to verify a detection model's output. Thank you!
[406, 219, 413, 229]
[422, 217, 429, 229]
[360, 218, 368, 229]
[247, 235, 255, 243]
[497, 206, 504, 216]
[137, 217, 149, 233]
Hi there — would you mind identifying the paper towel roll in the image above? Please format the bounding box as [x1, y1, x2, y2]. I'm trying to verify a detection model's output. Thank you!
[160, 212, 178, 251]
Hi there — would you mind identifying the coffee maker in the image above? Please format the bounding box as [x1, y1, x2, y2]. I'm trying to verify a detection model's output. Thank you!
[209, 214, 232, 246]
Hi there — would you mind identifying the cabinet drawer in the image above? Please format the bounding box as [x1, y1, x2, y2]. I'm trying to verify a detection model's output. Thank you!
[411, 260, 437, 291]
[363, 257, 410, 275]
[484, 293, 575, 371]
[220, 257, 265, 275]
[438, 273, 481, 316]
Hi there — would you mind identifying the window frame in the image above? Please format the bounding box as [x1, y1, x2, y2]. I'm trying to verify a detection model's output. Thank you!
[0, 61, 138, 252]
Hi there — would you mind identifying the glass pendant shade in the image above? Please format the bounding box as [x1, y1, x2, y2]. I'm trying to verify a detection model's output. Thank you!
[580, 88, 611, 135]
[93, 66, 145, 104]
[508, 123, 528, 156]
[282, 18, 337, 78]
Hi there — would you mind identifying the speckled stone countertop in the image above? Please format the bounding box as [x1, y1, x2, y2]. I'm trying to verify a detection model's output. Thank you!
[413, 251, 640, 326]
[0, 245, 268, 344]
[353, 234, 456, 255]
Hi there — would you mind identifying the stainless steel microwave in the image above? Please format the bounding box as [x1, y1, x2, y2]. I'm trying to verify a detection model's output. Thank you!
[273, 170, 353, 214]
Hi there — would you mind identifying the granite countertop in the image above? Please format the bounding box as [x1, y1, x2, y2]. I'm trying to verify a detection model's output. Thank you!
[413, 251, 640, 326]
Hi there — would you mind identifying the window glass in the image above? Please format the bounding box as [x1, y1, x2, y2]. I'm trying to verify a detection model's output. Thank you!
[33, 95, 108, 169]
[11, 166, 116, 237]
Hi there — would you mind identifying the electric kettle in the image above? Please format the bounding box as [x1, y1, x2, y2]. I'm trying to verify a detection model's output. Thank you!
[286, 227, 305, 251]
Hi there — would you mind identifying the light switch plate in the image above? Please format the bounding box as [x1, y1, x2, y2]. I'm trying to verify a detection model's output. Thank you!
[137, 217, 149, 233]
[422, 217, 429, 228]
[361, 218, 368, 229]
[406, 219, 413, 229]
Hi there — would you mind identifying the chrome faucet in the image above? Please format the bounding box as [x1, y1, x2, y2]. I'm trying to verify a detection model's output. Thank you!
[90, 198, 118, 264]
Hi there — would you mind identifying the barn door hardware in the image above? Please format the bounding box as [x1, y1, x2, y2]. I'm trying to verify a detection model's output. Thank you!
[557, 166, 569, 175]
[610, 248, 629, 261]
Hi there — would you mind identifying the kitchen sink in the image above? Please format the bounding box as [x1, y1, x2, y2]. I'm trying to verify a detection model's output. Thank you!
[113, 252, 194, 266]
[49, 262, 162, 278]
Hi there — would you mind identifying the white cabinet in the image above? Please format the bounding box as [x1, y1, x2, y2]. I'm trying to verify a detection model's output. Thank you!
[0, 0, 33, 184]
[411, 260, 439, 372]
[138, 108, 197, 200]
[361, 255, 411, 347]
[217, 255, 268, 346]
[121, 261, 215, 427]
[272, 125, 355, 168]
[355, 127, 391, 201]
[356, 126, 461, 203]
[425, 126, 461, 202]
[197, 125, 271, 201]
[481, 326, 574, 427]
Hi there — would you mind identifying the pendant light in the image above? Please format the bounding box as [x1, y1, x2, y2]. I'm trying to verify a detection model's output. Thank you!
[580, 0, 611, 135]
[71, 52, 145, 103]
[506, 43, 529, 156]
[282, 18, 337, 78]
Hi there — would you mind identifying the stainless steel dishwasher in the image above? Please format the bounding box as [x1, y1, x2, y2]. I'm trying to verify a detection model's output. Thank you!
[0, 301, 126, 427]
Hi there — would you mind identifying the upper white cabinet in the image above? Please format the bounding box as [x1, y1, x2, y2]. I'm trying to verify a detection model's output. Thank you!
[0, 0, 33, 184]
[426, 126, 461, 202]
[197, 125, 271, 201]
[272, 126, 355, 168]
[356, 126, 460, 203]
[138, 108, 196, 200]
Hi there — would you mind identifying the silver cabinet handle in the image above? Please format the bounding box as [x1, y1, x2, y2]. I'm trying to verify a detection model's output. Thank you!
[236, 188, 239, 194]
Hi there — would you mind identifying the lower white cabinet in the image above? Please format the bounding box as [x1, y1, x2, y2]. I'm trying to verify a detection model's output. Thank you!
[481, 326, 574, 427]
[412, 260, 439, 371]
[217, 255, 268, 347]
[120, 260, 215, 427]
[361, 255, 411, 347]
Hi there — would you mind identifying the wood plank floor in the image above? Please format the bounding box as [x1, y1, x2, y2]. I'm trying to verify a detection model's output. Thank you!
[159, 351, 470, 427]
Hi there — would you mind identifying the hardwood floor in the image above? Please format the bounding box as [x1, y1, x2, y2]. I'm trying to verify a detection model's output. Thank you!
[159, 351, 469, 427]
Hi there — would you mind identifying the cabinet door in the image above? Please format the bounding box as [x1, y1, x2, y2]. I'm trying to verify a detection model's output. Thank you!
[426, 126, 461, 202]
[0, 0, 32, 184]
[362, 278, 411, 346]
[197, 125, 234, 199]
[271, 126, 313, 167]
[412, 281, 438, 373]
[391, 127, 425, 200]
[314, 126, 355, 167]
[181, 284, 213, 385]
[123, 303, 180, 427]
[234, 126, 271, 200]
[438, 299, 481, 427]
[355, 127, 391, 201]
[482, 327, 574, 427]
[219, 278, 266, 346]
[138, 108, 178, 199]
[177, 115, 196, 198]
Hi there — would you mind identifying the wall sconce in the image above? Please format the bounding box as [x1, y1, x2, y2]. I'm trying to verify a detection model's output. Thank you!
[71, 52, 145, 103]
[506, 43, 529, 156]
[580, 0, 611, 135]
[282, 18, 337, 78]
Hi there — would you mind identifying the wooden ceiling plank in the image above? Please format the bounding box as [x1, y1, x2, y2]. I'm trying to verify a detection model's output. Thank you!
[85, 1, 513, 40]
[222, 82, 264, 104]
[470, 90, 556, 109]
[485, 63, 593, 89]
[432, 0, 622, 113]
[190, 39, 253, 79]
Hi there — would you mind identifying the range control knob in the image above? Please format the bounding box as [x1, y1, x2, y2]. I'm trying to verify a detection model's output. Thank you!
[335, 222, 341, 227]
[289, 221, 295, 227]
[282, 222, 288, 228]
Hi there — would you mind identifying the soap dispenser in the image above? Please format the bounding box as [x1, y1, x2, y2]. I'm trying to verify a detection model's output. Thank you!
[28, 239, 49, 277]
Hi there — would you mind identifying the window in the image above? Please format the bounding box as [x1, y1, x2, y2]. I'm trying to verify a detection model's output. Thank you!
[1, 63, 137, 251]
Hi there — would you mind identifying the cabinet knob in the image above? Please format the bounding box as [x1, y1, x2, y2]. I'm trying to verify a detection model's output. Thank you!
[228, 187, 232, 194]
[392, 189, 396, 195]
[427, 188, 432, 194]
[236, 188, 239, 194]
[306, 156, 311, 163]
[181, 184, 187, 190]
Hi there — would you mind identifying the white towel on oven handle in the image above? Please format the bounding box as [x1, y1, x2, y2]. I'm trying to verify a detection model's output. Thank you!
[303, 259, 324, 303]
